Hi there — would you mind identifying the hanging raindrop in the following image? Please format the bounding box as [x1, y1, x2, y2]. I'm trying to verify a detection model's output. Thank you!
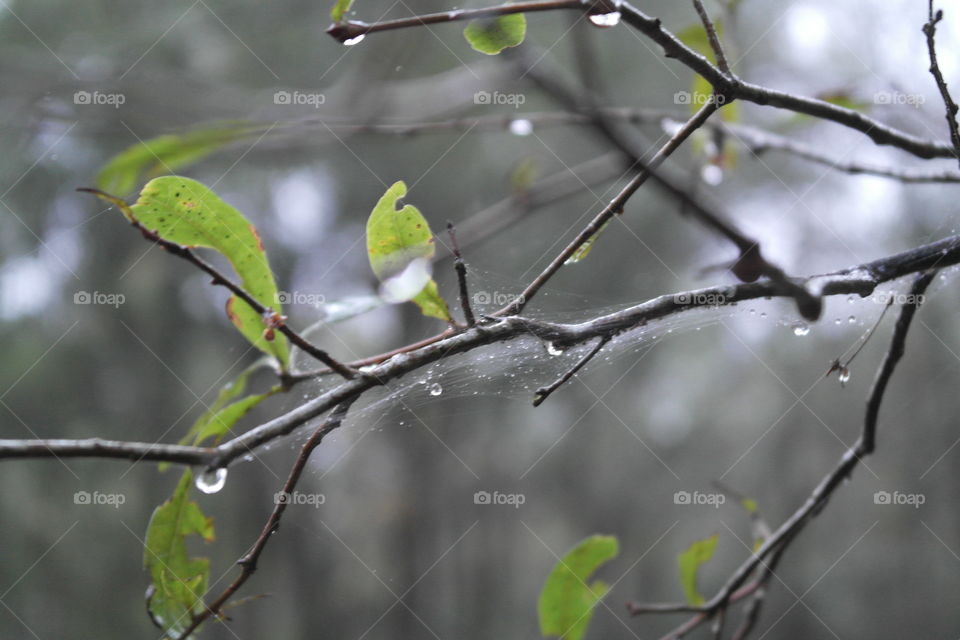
[509, 119, 533, 136]
[793, 323, 810, 336]
[588, 11, 622, 27]
[546, 342, 564, 356]
[838, 369, 851, 385]
[195, 467, 228, 494]
[343, 34, 366, 46]
[428, 383, 443, 396]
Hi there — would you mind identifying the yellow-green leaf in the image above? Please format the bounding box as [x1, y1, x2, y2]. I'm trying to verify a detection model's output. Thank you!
[538, 535, 619, 640]
[678, 534, 718, 606]
[565, 220, 611, 264]
[330, 0, 354, 22]
[366, 181, 451, 321]
[97, 124, 262, 196]
[144, 469, 215, 637]
[122, 177, 289, 367]
[464, 13, 526, 55]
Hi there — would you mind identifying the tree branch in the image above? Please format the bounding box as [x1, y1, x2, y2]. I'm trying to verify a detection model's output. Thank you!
[628, 270, 937, 636]
[923, 1, 960, 165]
[176, 400, 355, 639]
[327, 0, 958, 160]
[4, 236, 958, 468]
[691, 0, 731, 74]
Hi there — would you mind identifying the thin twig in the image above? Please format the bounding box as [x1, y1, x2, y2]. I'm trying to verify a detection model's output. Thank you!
[327, 0, 958, 160]
[496, 99, 722, 316]
[692, 0, 731, 74]
[510, 47, 820, 319]
[176, 400, 355, 639]
[447, 222, 476, 327]
[533, 336, 610, 406]
[327, 0, 582, 42]
[923, 1, 960, 166]
[690, 271, 934, 616]
[77, 188, 356, 380]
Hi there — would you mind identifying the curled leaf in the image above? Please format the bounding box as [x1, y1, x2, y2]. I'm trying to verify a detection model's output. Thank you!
[366, 181, 451, 321]
[678, 534, 718, 606]
[464, 13, 526, 55]
[144, 469, 215, 637]
[538, 535, 619, 640]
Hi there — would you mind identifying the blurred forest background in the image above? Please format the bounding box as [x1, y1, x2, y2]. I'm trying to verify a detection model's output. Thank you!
[2, 0, 960, 637]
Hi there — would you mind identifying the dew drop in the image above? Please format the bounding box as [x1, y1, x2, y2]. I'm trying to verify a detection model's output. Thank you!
[838, 369, 851, 385]
[848, 315, 856, 324]
[759, 312, 767, 319]
[834, 318, 842, 325]
[428, 383, 443, 396]
[793, 323, 810, 336]
[546, 342, 564, 356]
[343, 34, 366, 46]
[196, 467, 227, 494]
[701, 164, 723, 185]
[509, 119, 533, 136]
[588, 11, 621, 27]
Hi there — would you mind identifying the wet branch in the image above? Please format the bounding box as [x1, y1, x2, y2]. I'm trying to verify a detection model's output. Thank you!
[77, 188, 356, 380]
[923, 1, 960, 165]
[3, 236, 958, 468]
[175, 401, 355, 639]
[626, 270, 937, 638]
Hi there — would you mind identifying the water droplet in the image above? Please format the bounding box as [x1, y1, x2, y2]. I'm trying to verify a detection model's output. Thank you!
[793, 323, 810, 336]
[509, 119, 533, 136]
[588, 11, 621, 27]
[838, 369, 851, 385]
[546, 342, 564, 356]
[847, 295, 856, 304]
[834, 318, 842, 325]
[428, 383, 443, 396]
[759, 312, 767, 319]
[848, 315, 856, 324]
[196, 467, 227, 494]
[343, 34, 366, 46]
[701, 164, 723, 185]
[242, 454, 254, 462]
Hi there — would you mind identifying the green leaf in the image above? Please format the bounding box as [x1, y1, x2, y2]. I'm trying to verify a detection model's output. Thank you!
[565, 220, 611, 265]
[128, 177, 290, 368]
[538, 535, 619, 640]
[144, 469, 215, 637]
[464, 13, 526, 55]
[678, 534, 718, 606]
[97, 124, 262, 196]
[366, 181, 451, 321]
[330, 0, 354, 22]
